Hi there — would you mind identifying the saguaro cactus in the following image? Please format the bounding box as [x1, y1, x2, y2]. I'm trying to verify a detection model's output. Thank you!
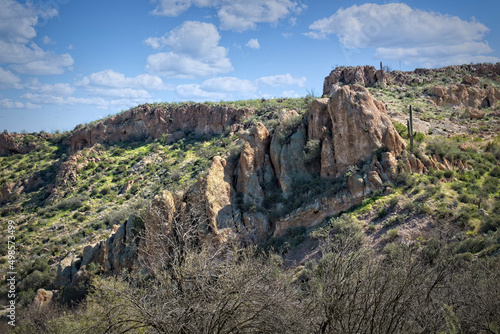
[407, 105, 416, 152]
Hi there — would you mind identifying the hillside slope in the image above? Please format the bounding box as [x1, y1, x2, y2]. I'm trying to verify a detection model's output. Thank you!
[1, 64, 500, 332]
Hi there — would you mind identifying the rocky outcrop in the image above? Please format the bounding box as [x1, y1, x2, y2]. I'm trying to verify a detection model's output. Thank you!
[323, 63, 500, 96]
[67, 104, 253, 151]
[429, 84, 500, 109]
[0, 132, 39, 156]
[32, 289, 55, 308]
[80, 214, 142, 274]
[316, 85, 406, 176]
[57, 84, 419, 289]
[323, 65, 387, 95]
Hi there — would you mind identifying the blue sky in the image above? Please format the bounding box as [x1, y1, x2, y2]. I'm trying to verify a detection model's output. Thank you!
[1, 0, 499, 133]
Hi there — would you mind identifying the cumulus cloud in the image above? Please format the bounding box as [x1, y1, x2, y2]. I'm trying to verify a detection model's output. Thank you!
[26, 79, 75, 95]
[0, 98, 40, 109]
[176, 84, 227, 101]
[176, 76, 257, 100]
[175, 74, 306, 101]
[0, 0, 73, 75]
[78, 70, 170, 90]
[76, 70, 172, 99]
[201, 77, 257, 93]
[0, 67, 22, 89]
[306, 3, 500, 67]
[42, 36, 55, 45]
[150, 0, 304, 32]
[146, 21, 232, 78]
[20, 93, 149, 110]
[258, 73, 306, 87]
[9, 54, 74, 75]
[246, 38, 260, 49]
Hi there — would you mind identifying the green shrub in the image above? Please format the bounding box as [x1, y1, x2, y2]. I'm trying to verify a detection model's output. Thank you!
[392, 121, 407, 138]
[386, 228, 399, 241]
[490, 165, 500, 178]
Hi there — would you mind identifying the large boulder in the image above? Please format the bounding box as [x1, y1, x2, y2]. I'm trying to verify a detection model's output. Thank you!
[324, 85, 406, 176]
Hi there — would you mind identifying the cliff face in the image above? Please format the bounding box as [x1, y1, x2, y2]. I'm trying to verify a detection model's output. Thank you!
[68, 103, 253, 151]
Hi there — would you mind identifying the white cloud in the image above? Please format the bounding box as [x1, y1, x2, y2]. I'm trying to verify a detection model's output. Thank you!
[176, 76, 257, 101]
[258, 73, 306, 87]
[246, 38, 260, 49]
[201, 77, 257, 93]
[0, 67, 22, 89]
[83, 88, 152, 99]
[217, 0, 304, 31]
[20, 93, 148, 110]
[9, 54, 74, 75]
[0, 1, 73, 75]
[0, 0, 56, 43]
[26, 79, 75, 95]
[0, 98, 24, 109]
[176, 84, 227, 101]
[42, 35, 55, 45]
[306, 3, 500, 67]
[150, 0, 304, 32]
[146, 21, 232, 78]
[0, 98, 40, 110]
[175, 74, 307, 101]
[76, 70, 172, 98]
[77, 70, 170, 90]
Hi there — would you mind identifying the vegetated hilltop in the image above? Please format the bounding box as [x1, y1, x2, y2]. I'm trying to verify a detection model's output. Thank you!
[1, 63, 500, 333]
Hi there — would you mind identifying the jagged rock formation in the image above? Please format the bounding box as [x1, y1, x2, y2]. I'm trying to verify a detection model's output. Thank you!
[68, 103, 253, 151]
[58, 84, 414, 284]
[323, 65, 387, 95]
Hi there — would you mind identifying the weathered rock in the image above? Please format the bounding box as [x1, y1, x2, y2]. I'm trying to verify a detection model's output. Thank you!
[32, 289, 54, 308]
[348, 174, 365, 198]
[307, 98, 330, 142]
[205, 156, 235, 232]
[326, 85, 406, 175]
[269, 110, 310, 195]
[273, 191, 363, 237]
[462, 107, 486, 119]
[77, 214, 142, 275]
[408, 154, 425, 174]
[320, 138, 336, 178]
[323, 65, 386, 95]
[462, 75, 480, 85]
[430, 84, 500, 109]
[54, 252, 79, 288]
[237, 143, 265, 205]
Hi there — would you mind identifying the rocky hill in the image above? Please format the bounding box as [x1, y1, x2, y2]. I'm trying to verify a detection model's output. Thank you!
[1, 64, 500, 332]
